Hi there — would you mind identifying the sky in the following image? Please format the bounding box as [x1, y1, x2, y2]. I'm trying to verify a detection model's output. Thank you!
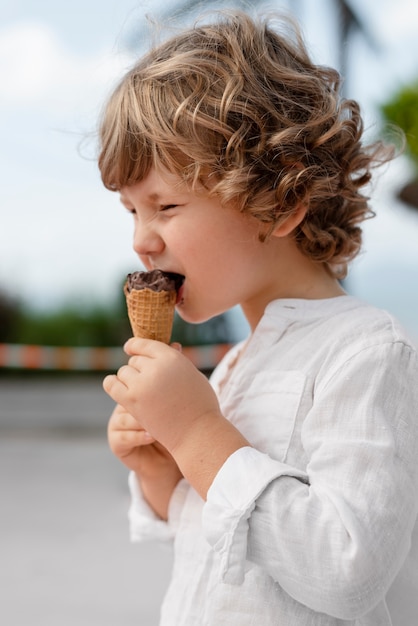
[1, 0, 418, 340]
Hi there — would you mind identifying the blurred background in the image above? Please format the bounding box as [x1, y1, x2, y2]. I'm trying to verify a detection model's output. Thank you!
[1, 0, 418, 347]
[1, 0, 418, 624]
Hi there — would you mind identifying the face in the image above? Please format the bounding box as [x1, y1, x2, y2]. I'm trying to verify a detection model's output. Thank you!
[119, 168, 286, 329]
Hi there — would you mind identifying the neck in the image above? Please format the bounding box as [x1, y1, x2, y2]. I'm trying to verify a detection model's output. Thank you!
[241, 240, 347, 331]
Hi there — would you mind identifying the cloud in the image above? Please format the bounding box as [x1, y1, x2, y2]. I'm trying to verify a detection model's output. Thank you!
[0, 19, 137, 308]
[0, 20, 131, 112]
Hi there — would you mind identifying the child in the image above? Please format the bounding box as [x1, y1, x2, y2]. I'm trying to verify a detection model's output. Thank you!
[99, 11, 418, 625]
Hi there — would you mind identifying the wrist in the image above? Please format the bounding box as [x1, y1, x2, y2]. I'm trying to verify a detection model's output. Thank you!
[169, 411, 250, 500]
[138, 470, 183, 521]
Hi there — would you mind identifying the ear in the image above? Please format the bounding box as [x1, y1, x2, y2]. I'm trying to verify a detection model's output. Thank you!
[271, 203, 307, 238]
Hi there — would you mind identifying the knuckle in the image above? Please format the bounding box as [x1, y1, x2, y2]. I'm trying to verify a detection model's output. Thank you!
[128, 355, 139, 368]
[118, 414, 130, 428]
[119, 431, 132, 445]
[117, 364, 129, 377]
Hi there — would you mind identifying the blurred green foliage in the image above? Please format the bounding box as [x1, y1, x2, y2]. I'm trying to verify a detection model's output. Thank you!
[0, 288, 234, 348]
[381, 80, 418, 171]
[0, 290, 128, 347]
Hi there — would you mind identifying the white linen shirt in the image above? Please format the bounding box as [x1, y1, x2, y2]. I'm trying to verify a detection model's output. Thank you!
[128, 296, 418, 625]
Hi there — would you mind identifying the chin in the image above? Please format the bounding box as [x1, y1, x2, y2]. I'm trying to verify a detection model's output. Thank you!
[175, 307, 217, 326]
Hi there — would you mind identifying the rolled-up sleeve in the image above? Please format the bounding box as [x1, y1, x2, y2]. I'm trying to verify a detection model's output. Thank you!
[128, 472, 189, 542]
[203, 341, 418, 620]
[203, 447, 308, 583]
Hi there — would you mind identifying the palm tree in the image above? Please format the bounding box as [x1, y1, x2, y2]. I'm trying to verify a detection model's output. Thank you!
[128, 0, 374, 99]
[335, 0, 378, 95]
[150, 0, 373, 94]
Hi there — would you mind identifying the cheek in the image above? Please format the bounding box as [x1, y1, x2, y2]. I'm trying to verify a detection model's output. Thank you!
[177, 215, 259, 279]
[176, 229, 213, 266]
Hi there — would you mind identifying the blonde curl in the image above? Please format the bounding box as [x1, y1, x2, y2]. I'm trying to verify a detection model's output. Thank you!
[98, 11, 395, 277]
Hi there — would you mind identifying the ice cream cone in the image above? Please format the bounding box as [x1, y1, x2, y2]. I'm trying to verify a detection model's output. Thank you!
[124, 284, 176, 344]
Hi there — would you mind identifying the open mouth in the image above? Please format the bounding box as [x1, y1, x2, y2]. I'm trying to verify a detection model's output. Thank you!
[164, 272, 185, 292]
[163, 272, 185, 304]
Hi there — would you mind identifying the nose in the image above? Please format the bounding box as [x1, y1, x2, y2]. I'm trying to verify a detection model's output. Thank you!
[132, 221, 164, 258]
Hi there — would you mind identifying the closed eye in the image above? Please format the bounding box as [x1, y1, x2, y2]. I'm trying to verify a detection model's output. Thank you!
[160, 204, 178, 211]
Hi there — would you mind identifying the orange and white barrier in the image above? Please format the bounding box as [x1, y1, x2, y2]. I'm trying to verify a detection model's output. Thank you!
[0, 343, 232, 372]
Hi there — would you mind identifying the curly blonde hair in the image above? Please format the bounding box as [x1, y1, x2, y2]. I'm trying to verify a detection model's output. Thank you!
[98, 11, 394, 277]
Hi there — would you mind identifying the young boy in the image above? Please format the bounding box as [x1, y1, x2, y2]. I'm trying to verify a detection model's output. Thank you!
[99, 11, 418, 625]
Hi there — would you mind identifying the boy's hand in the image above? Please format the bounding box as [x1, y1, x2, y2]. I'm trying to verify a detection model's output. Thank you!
[104, 338, 249, 501]
[103, 338, 222, 455]
[107, 403, 177, 477]
[107, 403, 183, 519]
[108, 403, 149, 474]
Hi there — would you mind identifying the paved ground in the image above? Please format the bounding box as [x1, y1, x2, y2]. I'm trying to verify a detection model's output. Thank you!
[0, 376, 173, 626]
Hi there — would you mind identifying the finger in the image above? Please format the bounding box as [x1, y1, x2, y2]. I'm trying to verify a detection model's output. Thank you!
[103, 373, 119, 393]
[127, 355, 146, 371]
[124, 337, 168, 357]
[109, 406, 140, 430]
[108, 411, 155, 440]
[118, 429, 155, 447]
[109, 430, 155, 457]
[123, 337, 148, 355]
[103, 373, 129, 403]
[116, 363, 138, 382]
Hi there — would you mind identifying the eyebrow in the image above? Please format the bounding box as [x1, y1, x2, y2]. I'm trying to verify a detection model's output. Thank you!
[147, 193, 162, 202]
[119, 192, 163, 208]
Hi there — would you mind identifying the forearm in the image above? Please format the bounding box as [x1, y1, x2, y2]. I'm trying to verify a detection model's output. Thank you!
[137, 468, 183, 520]
[170, 411, 250, 500]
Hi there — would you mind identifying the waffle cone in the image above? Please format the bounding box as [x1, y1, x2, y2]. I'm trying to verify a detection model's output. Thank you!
[124, 284, 176, 344]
